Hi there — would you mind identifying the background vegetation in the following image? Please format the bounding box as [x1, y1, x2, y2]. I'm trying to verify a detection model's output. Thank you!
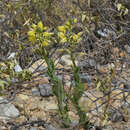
[0, 0, 130, 129]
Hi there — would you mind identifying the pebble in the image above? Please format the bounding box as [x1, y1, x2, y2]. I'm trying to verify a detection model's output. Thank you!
[125, 45, 130, 54]
[80, 73, 92, 83]
[88, 59, 96, 67]
[45, 124, 58, 130]
[108, 109, 124, 122]
[0, 97, 20, 120]
[39, 84, 53, 97]
[30, 127, 38, 130]
[32, 88, 40, 96]
[60, 55, 78, 66]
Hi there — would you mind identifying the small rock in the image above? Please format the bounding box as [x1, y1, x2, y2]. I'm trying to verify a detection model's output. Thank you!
[17, 94, 29, 101]
[14, 59, 22, 72]
[39, 84, 53, 97]
[45, 124, 58, 130]
[0, 97, 20, 120]
[116, 80, 125, 87]
[79, 61, 89, 69]
[28, 59, 47, 72]
[8, 52, 15, 59]
[97, 28, 116, 38]
[7, 53, 22, 72]
[125, 45, 130, 54]
[80, 89, 104, 112]
[32, 88, 40, 96]
[60, 55, 78, 66]
[97, 64, 108, 73]
[88, 59, 96, 67]
[38, 99, 57, 111]
[10, 126, 22, 130]
[80, 74, 92, 83]
[30, 127, 38, 130]
[103, 125, 113, 130]
[108, 109, 124, 122]
[97, 30, 108, 37]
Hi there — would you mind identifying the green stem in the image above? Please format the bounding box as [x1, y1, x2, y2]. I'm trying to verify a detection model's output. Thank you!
[69, 50, 90, 129]
[42, 47, 70, 127]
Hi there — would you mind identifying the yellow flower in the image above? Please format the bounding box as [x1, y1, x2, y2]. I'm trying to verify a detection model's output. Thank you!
[58, 26, 66, 33]
[77, 32, 83, 37]
[72, 34, 79, 42]
[58, 32, 66, 39]
[37, 21, 43, 30]
[43, 32, 53, 37]
[28, 30, 36, 42]
[65, 20, 72, 30]
[28, 30, 35, 37]
[58, 32, 67, 43]
[28, 36, 36, 42]
[117, 3, 122, 11]
[43, 26, 48, 30]
[65, 20, 71, 26]
[42, 40, 49, 47]
[73, 18, 77, 23]
[60, 38, 67, 43]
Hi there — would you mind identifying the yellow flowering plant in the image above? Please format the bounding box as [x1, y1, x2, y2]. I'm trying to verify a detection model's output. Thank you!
[27, 19, 90, 129]
[57, 18, 82, 45]
[56, 19, 90, 129]
[28, 30, 36, 43]
[28, 21, 52, 47]
[28, 21, 70, 127]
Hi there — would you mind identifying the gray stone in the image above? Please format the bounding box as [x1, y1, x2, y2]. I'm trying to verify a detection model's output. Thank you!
[8, 52, 15, 59]
[79, 61, 89, 69]
[97, 28, 116, 38]
[14, 59, 22, 72]
[30, 127, 38, 130]
[116, 80, 125, 87]
[88, 59, 96, 67]
[125, 45, 130, 54]
[97, 30, 108, 37]
[14, 64, 22, 72]
[108, 109, 124, 122]
[60, 55, 72, 66]
[32, 88, 40, 96]
[45, 124, 58, 130]
[60, 55, 78, 66]
[80, 74, 92, 84]
[103, 126, 113, 130]
[10, 126, 22, 130]
[0, 97, 20, 120]
[7, 53, 22, 72]
[39, 84, 53, 97]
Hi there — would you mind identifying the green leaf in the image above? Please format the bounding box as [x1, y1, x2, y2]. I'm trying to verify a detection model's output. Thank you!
[0, 80, 8, 89]
[96, 81, 101, 90]
[81, 14, 86, 23]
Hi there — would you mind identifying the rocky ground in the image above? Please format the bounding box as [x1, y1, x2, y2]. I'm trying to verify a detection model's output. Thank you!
[0, 1, 130, 129]
[0, 49, 130, 130]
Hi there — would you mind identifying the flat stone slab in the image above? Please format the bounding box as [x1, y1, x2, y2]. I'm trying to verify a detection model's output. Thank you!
[0, 97, 20, 120]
